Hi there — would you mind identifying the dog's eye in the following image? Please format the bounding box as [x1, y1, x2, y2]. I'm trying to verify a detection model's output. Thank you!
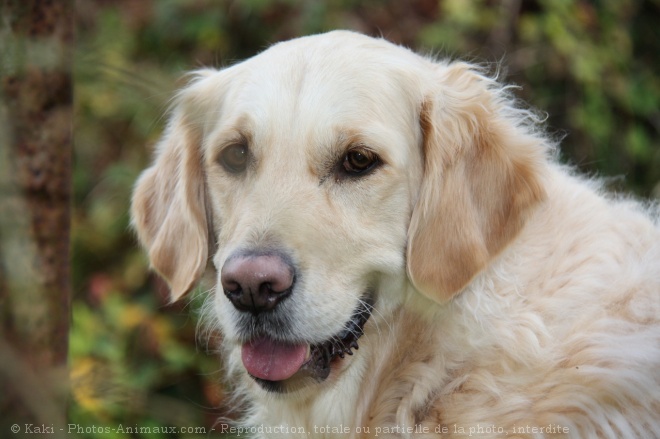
[220, 144, 248, 173]
[343, 149, 379, 175]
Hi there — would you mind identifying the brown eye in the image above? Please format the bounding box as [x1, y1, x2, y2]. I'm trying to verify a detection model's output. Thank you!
[343, 149, 379, 175]
[220, 144, 248, 173]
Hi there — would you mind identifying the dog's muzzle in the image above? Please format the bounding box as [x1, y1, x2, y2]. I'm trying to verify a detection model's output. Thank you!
[242, 294, 374, 393]
[220, 250, 375, 393]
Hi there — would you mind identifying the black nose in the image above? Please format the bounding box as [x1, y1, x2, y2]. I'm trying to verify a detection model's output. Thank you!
[220, 253, 295, 314]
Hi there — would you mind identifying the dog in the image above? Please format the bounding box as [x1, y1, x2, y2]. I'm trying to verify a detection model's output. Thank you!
[131, 31, 660, 438]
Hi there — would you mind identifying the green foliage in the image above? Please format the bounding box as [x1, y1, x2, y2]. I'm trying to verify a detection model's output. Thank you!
[73, 0, 659, 436]
[421, 0, 660, 195]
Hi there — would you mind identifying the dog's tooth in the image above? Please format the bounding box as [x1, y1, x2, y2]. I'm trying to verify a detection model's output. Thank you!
[305, 344, 312, 360]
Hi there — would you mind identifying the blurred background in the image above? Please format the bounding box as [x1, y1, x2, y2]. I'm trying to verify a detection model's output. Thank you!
[71, 0, 659, 437]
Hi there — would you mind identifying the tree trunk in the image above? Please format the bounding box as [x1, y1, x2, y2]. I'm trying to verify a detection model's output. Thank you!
[0, 0, 72, 436]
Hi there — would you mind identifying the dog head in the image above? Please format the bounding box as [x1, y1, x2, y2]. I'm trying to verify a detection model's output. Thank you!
[131, 31, 546, 394]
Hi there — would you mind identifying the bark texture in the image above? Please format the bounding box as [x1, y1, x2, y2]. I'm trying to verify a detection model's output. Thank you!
[0, 0, 72, 435]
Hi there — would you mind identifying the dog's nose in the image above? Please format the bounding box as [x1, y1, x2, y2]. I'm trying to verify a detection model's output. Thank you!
[221, 253, 295, 314]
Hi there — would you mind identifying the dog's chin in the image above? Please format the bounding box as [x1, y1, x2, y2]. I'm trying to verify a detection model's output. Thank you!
[246, 294, 374, 394]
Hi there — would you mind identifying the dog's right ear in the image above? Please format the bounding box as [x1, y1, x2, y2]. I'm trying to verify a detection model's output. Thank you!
[131, 73, 214, 301]
[407, 63, 547, 304]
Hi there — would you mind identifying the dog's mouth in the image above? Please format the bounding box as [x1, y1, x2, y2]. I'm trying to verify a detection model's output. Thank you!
[240, 295, 374, 393]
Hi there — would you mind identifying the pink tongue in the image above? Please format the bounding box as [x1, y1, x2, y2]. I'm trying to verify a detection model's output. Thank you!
[241, 338, 308, 381]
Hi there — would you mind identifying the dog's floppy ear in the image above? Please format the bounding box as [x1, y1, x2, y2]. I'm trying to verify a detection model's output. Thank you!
[407, 62, 547, 303]
[131, 80, 211, 301]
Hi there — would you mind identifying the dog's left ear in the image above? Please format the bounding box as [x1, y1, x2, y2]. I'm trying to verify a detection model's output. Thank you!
[131, 74, 215, 301]
[407, 62, 547, 303]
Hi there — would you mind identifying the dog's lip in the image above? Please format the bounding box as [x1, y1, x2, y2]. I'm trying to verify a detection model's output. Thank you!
[246, 293, 374, 392]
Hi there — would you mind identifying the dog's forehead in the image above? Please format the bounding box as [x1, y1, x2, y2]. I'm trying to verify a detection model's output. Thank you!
[206, 33, 426, 161]
[223, 32, 425, 121]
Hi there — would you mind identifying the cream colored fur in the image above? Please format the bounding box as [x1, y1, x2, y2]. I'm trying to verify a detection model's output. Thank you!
[131, 31, 660, 438]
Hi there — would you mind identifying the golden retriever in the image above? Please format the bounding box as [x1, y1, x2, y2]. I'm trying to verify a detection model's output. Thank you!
[131, 31, 660, 438]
